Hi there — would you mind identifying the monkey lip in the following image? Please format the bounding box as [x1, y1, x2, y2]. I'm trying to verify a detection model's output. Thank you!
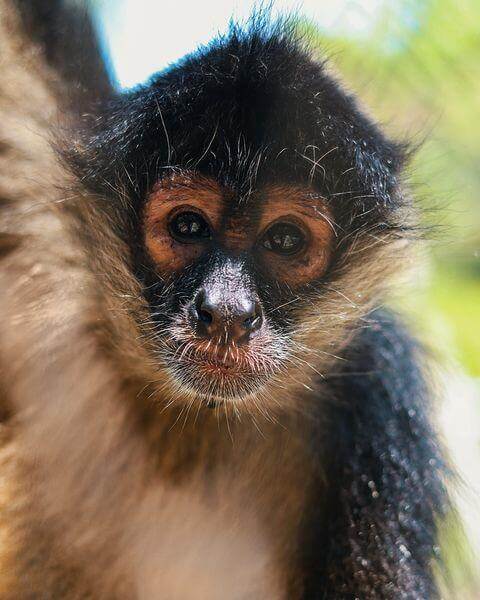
[166, 337, 253, 370]
[199, 351, 238, 370]
[165, 342, 273, 400]
[193, 351, 244, 374]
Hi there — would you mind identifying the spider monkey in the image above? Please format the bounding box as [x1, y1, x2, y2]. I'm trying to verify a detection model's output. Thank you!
[0, 0, 449, 598]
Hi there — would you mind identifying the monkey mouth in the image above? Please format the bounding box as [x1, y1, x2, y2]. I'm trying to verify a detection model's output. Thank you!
[163, 341, 278, 401]
[195, 351, 238, 371]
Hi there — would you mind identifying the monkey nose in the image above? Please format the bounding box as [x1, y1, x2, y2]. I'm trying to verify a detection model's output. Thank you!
[190, 290, 263, 343]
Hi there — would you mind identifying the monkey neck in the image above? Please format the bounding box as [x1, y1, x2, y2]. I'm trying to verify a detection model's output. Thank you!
[133, 392, 317, 486]
[137, 397, 318, 594]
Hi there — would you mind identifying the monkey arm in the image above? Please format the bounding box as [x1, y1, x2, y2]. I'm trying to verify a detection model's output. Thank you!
[303, 310, 449, 599]
[11, 0, 113, 107]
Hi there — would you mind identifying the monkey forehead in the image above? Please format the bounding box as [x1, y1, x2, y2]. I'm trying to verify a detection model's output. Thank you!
[149, 172, 223, 203]
[141, 32, 404, 203]
[148, 171, 329, 216]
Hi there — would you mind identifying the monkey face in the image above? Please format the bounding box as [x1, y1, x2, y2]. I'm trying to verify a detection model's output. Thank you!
[69, 29, 409, 409]
[141, 172, 335, 403]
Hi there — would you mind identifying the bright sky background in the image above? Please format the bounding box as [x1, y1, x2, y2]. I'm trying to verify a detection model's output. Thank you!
[96, 0, 386, 88]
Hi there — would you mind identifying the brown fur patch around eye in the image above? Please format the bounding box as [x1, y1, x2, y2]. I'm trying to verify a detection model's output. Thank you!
[258, 186, 335, 285]
[144, 173, 223, 272]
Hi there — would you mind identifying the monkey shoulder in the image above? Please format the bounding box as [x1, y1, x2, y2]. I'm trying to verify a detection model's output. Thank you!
[300, 309, 448, 599]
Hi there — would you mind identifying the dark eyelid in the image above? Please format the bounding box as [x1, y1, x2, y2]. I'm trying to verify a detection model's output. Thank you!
[258, 216, 310, 242]
[260, 220, 307, 256]
[166, 204, 212, 225]
[168, 207, 212, 243]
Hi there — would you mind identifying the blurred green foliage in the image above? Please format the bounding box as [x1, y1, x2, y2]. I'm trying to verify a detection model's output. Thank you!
[305, 0, 480, 376]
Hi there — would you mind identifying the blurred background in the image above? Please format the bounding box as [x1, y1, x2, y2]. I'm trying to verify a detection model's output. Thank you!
[93, 0, 480, 595]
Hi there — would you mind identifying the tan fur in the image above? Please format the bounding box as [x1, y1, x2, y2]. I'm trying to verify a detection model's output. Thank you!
[0, 2, 411, 597]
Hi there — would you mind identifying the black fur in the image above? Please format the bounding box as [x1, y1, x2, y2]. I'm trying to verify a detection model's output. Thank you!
[36, 5, 447, 598]
[302, 311, 448, 598]
[68, 19, 408, 219]
[14, 0, 113, 105]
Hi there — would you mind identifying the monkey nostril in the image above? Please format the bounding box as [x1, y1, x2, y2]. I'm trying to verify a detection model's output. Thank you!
[198, 307, 213, 324]
[242, 302, 263, 333]
[242, 315, 256, 329]
[192, 290, 214, 331]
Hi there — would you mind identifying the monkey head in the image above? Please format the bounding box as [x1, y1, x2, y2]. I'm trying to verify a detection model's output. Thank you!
[67, 24, 411, 410]
[141, 172, 335, 403]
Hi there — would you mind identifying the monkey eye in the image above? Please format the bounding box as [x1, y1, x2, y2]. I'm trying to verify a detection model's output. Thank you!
[261, 221, 306, 256]
[168, 210, 211, 243]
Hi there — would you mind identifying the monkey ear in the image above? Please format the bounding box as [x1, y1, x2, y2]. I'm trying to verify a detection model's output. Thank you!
[13, 0, 114, 108]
